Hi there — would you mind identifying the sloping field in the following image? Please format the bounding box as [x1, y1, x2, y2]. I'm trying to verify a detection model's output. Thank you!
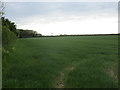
[3, 35, 118, 88]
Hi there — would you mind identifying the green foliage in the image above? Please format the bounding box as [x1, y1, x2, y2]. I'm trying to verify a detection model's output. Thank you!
[2, 26, 16, 49]
[2, 17, 17, 56]
[2, 17, 18, 36]
[3, 36, 118, 88]
[19, 29, 36, 38]
[18, 29, 42, 38]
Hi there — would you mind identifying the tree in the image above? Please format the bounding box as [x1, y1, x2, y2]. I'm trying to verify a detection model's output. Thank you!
[2, 17, 18, 35]
[2, 17, 18, 56]
[18, 29, 41, 38]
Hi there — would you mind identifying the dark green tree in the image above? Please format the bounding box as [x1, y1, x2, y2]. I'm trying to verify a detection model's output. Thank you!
[2, 17, 18, 56]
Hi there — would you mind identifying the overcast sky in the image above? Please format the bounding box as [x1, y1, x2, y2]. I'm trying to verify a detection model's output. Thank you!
[4, 2, 118, 35]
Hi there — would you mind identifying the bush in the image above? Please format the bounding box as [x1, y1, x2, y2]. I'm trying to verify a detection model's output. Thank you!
[2, 26, 17, 50]
[2, 17, 17, 57]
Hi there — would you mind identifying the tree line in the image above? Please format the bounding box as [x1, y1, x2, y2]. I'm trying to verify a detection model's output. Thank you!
[18, 29, 42, 38]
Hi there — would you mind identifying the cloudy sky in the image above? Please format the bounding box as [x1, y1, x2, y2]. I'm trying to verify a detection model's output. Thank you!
[4, 2, 118, 35]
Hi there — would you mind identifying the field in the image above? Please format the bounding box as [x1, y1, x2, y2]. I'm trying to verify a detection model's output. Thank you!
[3, 35, 118, 88]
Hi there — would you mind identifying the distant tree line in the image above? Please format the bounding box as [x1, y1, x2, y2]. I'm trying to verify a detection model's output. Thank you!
[18, 29, 42, 38]
[42, 34, 119, 37]
[59, 34, 119, 37]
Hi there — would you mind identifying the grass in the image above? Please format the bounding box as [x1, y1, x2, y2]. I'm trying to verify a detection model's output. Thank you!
[3, 35, 118, 88]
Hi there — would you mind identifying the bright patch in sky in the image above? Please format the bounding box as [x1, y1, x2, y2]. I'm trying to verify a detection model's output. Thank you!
[5, 2, 118, 35]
